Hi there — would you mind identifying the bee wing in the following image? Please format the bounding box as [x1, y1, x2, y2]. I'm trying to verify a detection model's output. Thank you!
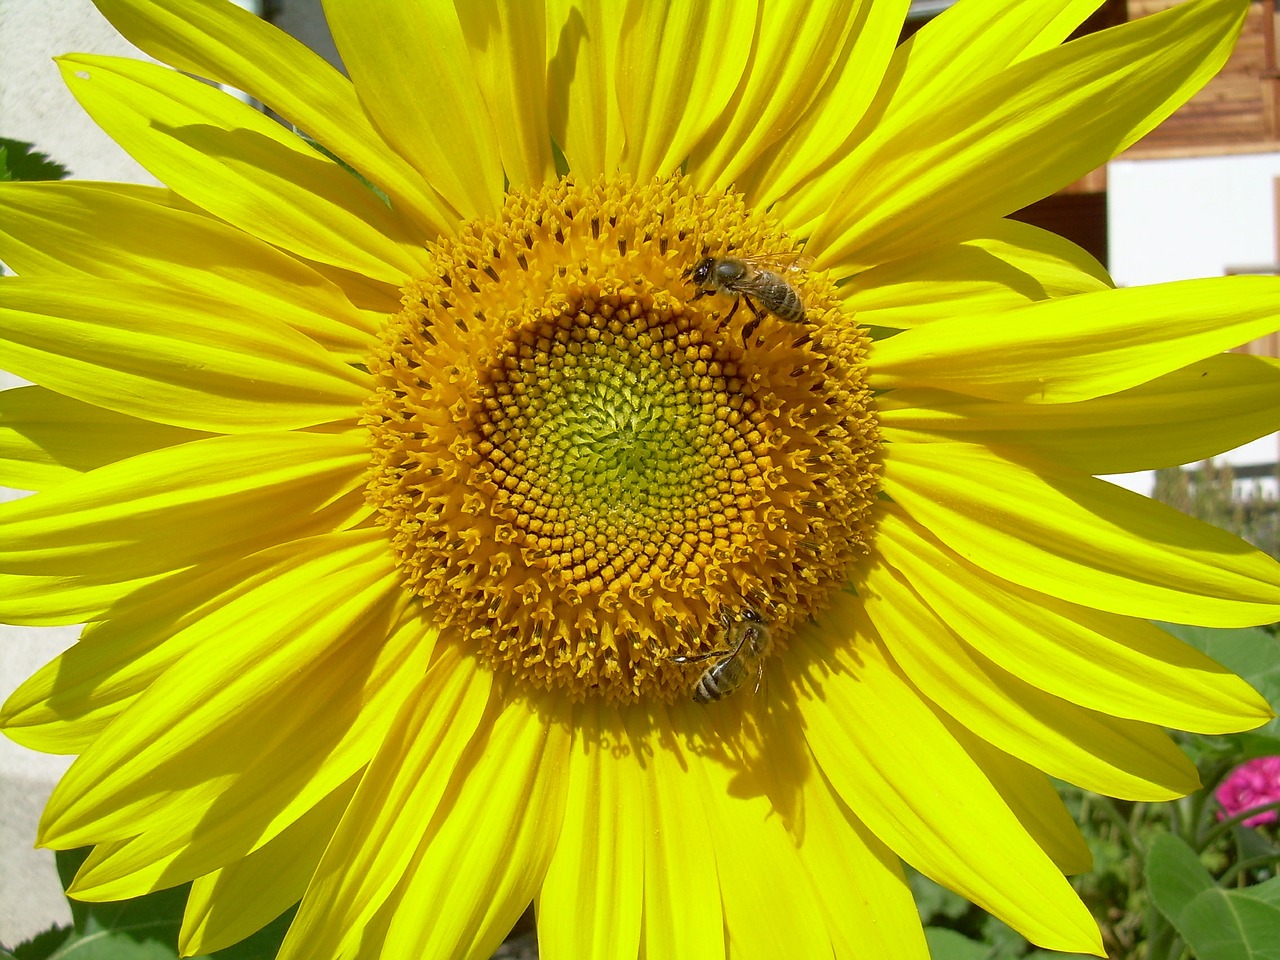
[738, 251, 814, 273]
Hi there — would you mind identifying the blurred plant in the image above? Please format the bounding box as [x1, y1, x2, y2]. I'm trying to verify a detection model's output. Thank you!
[1155, 459, 1280, 560]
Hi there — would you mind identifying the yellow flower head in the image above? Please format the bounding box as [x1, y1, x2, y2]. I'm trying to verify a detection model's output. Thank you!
[2, 0, 1279, 958]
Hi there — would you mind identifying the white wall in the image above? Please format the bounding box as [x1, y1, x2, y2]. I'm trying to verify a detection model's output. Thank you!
[1110, 152, 1280, 286]
[1105, 153, 1280, 495]
[0, 0, 159, 184]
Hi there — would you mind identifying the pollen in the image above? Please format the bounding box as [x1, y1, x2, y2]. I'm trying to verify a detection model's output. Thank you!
[363, 175, 880, 702]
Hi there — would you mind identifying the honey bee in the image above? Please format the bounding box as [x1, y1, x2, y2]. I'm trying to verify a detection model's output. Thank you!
[672, 605, 773, 703]
[687, 252, 813, 324]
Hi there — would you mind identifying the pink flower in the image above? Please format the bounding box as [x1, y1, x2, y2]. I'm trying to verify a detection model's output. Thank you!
[1216, 756, 1280, 827]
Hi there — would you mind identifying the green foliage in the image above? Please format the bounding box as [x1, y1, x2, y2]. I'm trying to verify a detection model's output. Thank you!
[0, 139, 69, 183]
[1147, 834, 1280, 960]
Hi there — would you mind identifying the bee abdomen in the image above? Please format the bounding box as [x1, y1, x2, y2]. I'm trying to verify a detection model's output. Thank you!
[758, 271, 806, 323]
[692, 673, 726, 703]
[773, 290, 806, 323]
[691, 658, 745, 702]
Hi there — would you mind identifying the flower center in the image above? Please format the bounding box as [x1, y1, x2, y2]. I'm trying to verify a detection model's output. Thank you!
[363, 175, 880, 702]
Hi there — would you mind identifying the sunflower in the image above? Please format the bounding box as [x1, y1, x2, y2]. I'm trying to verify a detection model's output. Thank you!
[3, 0, 1279, 956]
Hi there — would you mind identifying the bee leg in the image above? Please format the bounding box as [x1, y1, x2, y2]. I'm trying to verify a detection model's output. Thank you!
[672, 650, 730, 664]
[742, 296, 763, 318]
[690, 289, 710, 302]
[741, 314, 764, 346]
[723, 297, 741, 324]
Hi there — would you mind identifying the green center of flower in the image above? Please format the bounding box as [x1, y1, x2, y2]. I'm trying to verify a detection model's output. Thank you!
[477, 307, 736, 563]
[363, 175, 881, 702]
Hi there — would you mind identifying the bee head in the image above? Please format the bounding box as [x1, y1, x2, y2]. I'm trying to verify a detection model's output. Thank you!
[688, 256, 715, 286]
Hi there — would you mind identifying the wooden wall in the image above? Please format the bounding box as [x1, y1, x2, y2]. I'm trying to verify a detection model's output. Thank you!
[1124, 0, 1280, 157]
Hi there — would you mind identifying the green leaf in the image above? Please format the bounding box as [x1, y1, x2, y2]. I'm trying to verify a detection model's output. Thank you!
[1147, 834, 1280, 959]
[924, 928, 990, 960]
[44, 932, 181, 960]
[1179, 888, 1280, 960]
[1232, 734, 1280, 760]
[0, 139, 70, 182]
[1147, 832, 1216, 920]
[1237, 876, 1280, 908]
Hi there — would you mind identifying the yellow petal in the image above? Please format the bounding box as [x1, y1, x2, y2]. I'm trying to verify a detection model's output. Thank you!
[0, 431, 369, 581]
[278, 647, 494, 960]
[791, 605, 1103, 955]
[870, 276, 1280, 403]
[0, 385, 210, 492]
[90, 0, 457, 236]
[874, 506, 1272, 734]
[545, 0, 625, 177]
[808, 0, 1248, 271]
[382, 689, 568, 960]
[614, 1, 755, 178]
[863, 560, 1201, 800]
[362, 686, 567, 960]
[880, 354, 1280, 475]
[689, 703, 832, 959]
[766, 0, 1102, 224]
[792, 751, 930, 958]
[536, 703, 643, 960]
[456, 1, 555, 188]
[58, 55, 429, 284]
[883, 441, 1280, 626]
[732, 0, 907, 210]
[0, 181, 376, 355]
[887, 0, 1106, 102]
[68, 601, 435, 901]
[40, 529, 403, 851]
[839, 219, 1111, 329]
[0, 277, 367, 433]
[632, 705, 727, 960]
[322, 0, 503, 220]
[0, 569, 171, 628]
[944, 723, 1093, 876]
[179, 780, 356, 957]
[1, 536, 363, 752]
[687, 0, 875, 193]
